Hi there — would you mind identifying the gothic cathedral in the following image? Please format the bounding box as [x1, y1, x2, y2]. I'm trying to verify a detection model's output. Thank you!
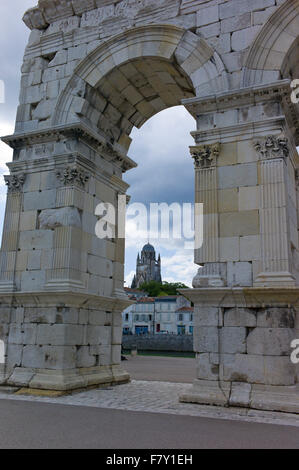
[131, 244, 162, 288]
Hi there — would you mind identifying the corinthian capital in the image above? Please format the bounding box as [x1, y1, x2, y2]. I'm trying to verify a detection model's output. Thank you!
[4, 174, 26, 193]
[56, 166, 90, 188]
[190, 143, 220, 169]
[254, 135, 289, 160]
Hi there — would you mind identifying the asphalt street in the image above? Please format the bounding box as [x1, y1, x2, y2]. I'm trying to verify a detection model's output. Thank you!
[123, 355, 195, 383]
[0, 399, 298, 449]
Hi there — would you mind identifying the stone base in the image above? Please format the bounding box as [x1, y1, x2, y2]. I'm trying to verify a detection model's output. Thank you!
[180, 380, 231, 407]
[254, 271, 296, 288]
[180, 380, 299, 414]
[6, 365, 130, 391]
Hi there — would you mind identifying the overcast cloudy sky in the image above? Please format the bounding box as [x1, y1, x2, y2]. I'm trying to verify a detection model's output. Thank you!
[0, 1, 198, 287]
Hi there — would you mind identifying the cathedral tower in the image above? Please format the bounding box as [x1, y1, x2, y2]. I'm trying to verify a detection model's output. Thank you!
[131, 244, 162, 288]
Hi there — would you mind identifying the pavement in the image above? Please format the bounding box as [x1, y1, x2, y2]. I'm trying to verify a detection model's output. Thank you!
[0, 355, 298, 449]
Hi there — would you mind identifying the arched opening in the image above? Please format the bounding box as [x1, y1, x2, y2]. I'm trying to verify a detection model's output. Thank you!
[121, 105, 198, 382]
[0, 23, 229, 392]
[51, 25, 216, 382]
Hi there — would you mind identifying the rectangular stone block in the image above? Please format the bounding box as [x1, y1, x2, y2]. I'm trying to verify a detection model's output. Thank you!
[19, 211, 38, 231]
[220, 237, 240, 262]
[36, 324, 84, 346]
[257, 308, 295, 328]
[24, 307, 57, 324]
[224, 308, 256, 327]
[194, 307, 220, 327]
[8, 325, 37, 345]
[239, 235, 261, 261]
[239, 186, 259, 211]
[237, 140, 259, 164]
[218, 163, 257, 190]
[222, 354, 295, 386]
[197, 4, 219, 27]
[88, 310, 107, 326]
[220, 211, 259, 237]
[23, 190, 57, 211]
[196, 353, 219, 381]
[22, 345, 76, 370]
[220, 327, 247, 354]
[218, 189, 238, 213]
[227, 261, 252, 287]
[194, 326, 219, 353]
[19, 230, 53, 250]
[21, 270, 46, 291]
[247, 328, 295, 356]
[76, 346, 97, 368]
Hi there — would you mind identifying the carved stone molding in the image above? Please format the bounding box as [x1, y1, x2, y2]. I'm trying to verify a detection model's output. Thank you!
[190, 144, 220, 169]
[4, 173, 26, 193]
[56, 167, 90, 188]
[254, 135, 289, 160]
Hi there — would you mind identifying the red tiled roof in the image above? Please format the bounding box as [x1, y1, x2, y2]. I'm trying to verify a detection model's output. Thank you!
[125, 288, 146, 293]
[176, 306, 194, 312]
[156, 296, 178, 300]
[137, 297, 155, 303]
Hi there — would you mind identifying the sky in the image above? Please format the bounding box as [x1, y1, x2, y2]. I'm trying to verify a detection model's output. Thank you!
[0, 1, 199, 288]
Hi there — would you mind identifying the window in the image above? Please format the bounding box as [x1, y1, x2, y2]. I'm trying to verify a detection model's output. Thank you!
[190, 314, 193, 322]
[125, 314, 129, 321]
[189, 326, 193, 334]
[178, 313, 183, 322]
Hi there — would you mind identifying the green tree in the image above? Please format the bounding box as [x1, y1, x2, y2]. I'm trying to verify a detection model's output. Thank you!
[139, 281, 188, 297]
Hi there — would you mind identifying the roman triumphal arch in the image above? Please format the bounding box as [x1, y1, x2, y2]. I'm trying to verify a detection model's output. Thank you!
[0, 0, 299, 412]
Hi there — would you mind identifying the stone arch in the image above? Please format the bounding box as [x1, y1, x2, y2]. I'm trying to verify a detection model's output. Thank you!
[243, 0, 299, 87]
[53, 24, 227, 148]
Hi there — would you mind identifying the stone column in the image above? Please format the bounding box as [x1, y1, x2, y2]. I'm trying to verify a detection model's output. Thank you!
[254, 135, 295, 287]
[181, 81, 299, 413]
[0, 174, 28, 293]
[191, 144, 227, 288]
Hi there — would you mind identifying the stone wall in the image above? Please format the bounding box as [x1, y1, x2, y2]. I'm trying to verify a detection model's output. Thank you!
[193, 305, 297, 386]
[0, 293, 129, 390]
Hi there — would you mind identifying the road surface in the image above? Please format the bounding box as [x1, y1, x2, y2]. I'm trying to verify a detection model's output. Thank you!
[0, 399, 298, 449]
[123, 355, 195, 383]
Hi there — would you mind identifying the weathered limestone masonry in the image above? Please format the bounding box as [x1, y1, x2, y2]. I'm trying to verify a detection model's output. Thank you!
[0, 0, 299, 406]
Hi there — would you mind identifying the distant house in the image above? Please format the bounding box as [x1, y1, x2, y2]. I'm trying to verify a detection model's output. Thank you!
[122, 293, 193, 335]
[176, 306, 194, 335]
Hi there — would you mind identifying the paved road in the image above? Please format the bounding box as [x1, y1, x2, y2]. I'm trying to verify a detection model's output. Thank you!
[123, 355, 195, 383]
[0, 399, 298, 449]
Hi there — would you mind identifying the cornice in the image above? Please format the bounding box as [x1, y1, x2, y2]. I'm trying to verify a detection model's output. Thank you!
[191, 117, 286, 144]
[1, 122, 137, 173]
[6, 153, 130, 194]
[0, 290, 132, 311]
[183, 80, 293, 116]
[179, 287, 299, 308]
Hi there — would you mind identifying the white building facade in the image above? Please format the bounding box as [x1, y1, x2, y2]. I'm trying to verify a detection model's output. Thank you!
[122, 295, 193, 336]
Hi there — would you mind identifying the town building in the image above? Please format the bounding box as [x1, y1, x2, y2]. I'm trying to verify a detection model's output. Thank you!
[122, 294, 193, 335]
